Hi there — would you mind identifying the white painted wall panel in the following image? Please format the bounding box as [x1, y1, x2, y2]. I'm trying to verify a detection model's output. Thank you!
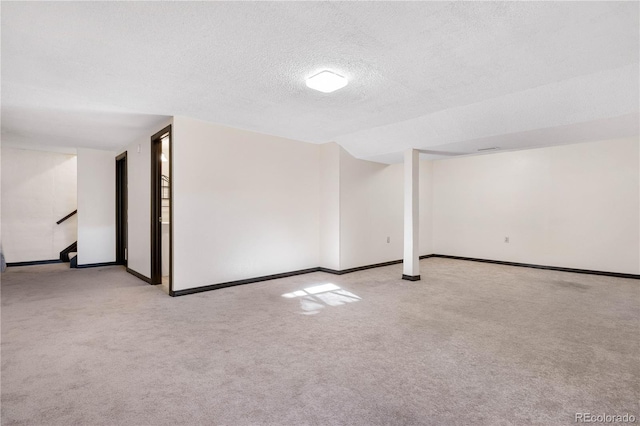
[77, 148, 116, 265]
[418, 159, 434, 257]
[121, 137, 151, 278]
[319, 142, 340, 270]
[338, 147, 434, 270]
[1, 148, 77, 263]
[172, 116, 320, 291]
[116, 119, 173, 280]
[339, 148, 404, 270]
[432, 138, 640, 274]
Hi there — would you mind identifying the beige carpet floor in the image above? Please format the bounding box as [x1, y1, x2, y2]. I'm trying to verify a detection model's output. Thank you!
[1, 258, 638, 425]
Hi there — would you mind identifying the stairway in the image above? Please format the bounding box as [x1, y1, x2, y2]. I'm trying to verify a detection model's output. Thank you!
[60, 241, 78, 268]
[56, 210, 78, 268]
[69, 252, 78, 268]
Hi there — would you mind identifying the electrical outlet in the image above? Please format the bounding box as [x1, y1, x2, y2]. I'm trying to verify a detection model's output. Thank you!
[387, 236, 390, 243]
[505, 237, 509, 243]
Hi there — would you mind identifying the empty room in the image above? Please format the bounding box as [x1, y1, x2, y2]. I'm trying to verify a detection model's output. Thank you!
[1, 1, 638, 425]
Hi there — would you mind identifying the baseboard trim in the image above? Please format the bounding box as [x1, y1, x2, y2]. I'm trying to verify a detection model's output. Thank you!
[173, 257, 438, 296]
[6, 259, 63, 267]
[402, 274, 421, 281]
[126, 267, 153, 284]
[171, 267, 322, 297]
[319, 259, 406, 275]
[170, 253, 638, 296]
[76, 262, 119, 269]
[430, 255, 640, 280]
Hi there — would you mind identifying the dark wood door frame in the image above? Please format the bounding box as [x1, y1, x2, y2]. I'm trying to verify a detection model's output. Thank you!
[115, 152, 128, 266]
[151, 125, 173, 294]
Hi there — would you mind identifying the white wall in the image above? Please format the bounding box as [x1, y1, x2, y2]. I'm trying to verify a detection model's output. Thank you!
[123, 116, 637, 291]
[339, 148, 404, 269]
[1, 148, 77, 262]
[116, 119, 173, 279]
[77, 148, 116, 265]
[338, 147, 433, 270]
[127, 118, 431, 289]
[432, 138, 640, 274]
[120, 136, 151, 277]
[168, 117, 433, 290]
[172, 116, 320, 291]
[319, 142, 340, 270]
[418, 159, 434, 257]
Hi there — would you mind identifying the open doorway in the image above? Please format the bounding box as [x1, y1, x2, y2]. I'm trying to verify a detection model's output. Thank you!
[115, 152, 127, 266]
[151, 126, 172, 294]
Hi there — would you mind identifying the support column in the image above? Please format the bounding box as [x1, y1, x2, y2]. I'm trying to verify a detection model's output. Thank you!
[403, 148, 420, 281]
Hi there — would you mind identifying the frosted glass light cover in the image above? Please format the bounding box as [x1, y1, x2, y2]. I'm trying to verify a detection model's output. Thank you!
[305, 70, 348, 93]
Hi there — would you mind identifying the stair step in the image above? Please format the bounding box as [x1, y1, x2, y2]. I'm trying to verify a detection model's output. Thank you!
[59, 241, 78, 262]
[69, 252, 78, 269]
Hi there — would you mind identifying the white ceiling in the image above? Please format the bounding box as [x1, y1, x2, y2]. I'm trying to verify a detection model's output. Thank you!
[2, 2, 638, 162]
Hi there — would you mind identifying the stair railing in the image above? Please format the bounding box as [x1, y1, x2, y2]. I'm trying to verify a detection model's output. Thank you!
[56, 211, 78, 265]
[56, 210, 77, 225]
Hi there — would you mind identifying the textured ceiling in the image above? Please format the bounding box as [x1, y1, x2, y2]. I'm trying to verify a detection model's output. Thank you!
[2, 2, 638, 161]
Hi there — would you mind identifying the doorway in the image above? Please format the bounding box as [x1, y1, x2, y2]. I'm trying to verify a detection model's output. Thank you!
[115, 152, 127, 266]
[151, 125, 172, 294]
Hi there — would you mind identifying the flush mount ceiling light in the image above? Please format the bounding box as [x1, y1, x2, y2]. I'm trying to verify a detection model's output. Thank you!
[305, 70, 348, 93]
